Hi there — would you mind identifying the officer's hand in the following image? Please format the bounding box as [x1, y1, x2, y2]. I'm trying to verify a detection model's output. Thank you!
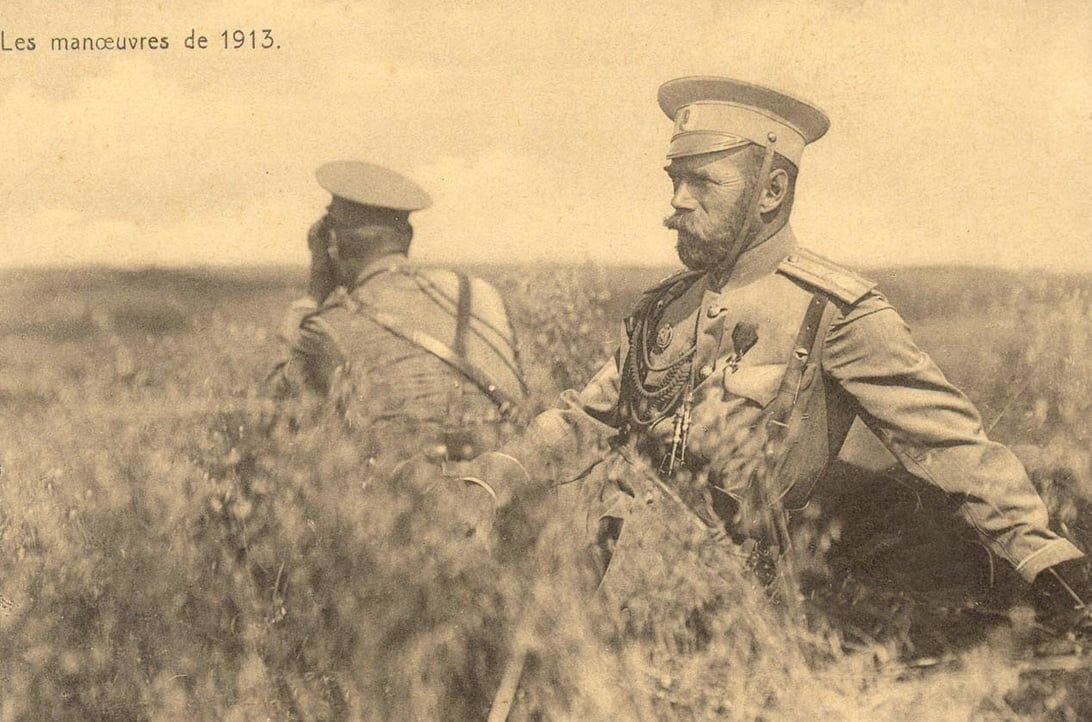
[275, 297, 319, 345]
[307, 215, 333, 254]
[1030, 558, 1092, 640]
[307, 217, 337, 303]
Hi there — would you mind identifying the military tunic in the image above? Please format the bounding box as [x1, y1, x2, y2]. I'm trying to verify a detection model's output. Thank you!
[489, 225, 1081, 582]
[269, 254, 526, 460]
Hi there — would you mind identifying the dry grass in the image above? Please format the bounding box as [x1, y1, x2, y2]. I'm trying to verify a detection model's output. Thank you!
[0, 264, 1089, 720]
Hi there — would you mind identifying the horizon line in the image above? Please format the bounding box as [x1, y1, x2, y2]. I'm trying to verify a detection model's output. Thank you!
[0, 260, 1088, 278]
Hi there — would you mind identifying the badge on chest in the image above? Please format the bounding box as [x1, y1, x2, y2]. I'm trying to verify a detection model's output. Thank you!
[655, 324, 673, 352]
[728, 321, 759, 371]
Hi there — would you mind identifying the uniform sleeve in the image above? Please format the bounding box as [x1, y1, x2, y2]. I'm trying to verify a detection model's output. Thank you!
[459, 335, 626, 505]
[266, 299, 348, 400]
[822, 294, 1082, 581]
[506, 352, 623, 479]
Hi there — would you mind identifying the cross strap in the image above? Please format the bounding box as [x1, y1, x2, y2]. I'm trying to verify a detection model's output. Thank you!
[352, 302, 524, 422]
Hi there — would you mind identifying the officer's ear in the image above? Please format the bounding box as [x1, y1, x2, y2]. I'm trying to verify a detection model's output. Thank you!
[758, 167, 790, 215]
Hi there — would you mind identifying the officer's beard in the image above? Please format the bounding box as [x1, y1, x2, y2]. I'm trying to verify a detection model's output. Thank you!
[664, 191, 754, 272]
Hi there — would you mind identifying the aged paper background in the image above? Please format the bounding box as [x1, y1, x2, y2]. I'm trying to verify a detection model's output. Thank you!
[1, 2, 1091, 719]
[0, 0, 1088, 270]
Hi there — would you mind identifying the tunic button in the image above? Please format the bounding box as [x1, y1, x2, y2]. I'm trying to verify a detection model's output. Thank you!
[699, 363, 714, 379]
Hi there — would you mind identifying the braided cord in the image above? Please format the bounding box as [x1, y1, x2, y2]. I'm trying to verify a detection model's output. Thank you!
[619, 280, 700, 429]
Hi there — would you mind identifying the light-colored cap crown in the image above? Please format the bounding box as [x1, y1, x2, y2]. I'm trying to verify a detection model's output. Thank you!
[316, 160, 432, 212]
[657, 76, 830, 165]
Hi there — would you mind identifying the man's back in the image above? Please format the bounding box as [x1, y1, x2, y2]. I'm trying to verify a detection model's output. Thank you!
[270, 255, 526, 459]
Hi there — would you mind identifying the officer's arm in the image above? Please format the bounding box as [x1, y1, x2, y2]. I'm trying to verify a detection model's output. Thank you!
[265, 300, 347, 399]
[822, 294, 1082, 581]
[458, 350, 624, 505]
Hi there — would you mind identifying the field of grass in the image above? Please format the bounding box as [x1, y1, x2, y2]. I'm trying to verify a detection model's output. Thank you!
[0, 262, 1089, 720]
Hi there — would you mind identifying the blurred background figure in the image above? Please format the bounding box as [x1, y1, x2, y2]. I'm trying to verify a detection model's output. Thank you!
[268, 160, 528, 462]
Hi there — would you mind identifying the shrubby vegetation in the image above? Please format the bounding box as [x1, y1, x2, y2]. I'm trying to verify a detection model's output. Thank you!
[0, 265, 1088, 720]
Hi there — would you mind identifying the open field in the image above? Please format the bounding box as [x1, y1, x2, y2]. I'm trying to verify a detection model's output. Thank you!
[0, 263, 1089, 720]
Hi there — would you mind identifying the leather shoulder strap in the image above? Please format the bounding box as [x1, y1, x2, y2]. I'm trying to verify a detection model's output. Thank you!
[748, 290, 840, 546]
[776, 248, 876, 305]
[766, 292, 831, 440]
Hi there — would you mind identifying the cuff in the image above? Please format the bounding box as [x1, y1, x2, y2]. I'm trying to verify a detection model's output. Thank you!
[1015, 539, 1086, 583]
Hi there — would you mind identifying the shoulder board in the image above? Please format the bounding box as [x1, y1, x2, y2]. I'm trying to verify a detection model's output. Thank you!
[408, 266, 460, 291]
[776, 248, 876, 305]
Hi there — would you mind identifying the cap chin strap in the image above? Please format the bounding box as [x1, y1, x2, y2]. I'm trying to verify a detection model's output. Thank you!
[714, 135, 778, 285]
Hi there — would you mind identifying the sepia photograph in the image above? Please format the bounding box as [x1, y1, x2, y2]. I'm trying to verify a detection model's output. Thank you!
[1, 1, 1090, 719]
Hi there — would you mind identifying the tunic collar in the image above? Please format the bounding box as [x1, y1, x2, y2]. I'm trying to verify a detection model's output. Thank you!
[708, 224, 797, 291]
[351, 252, 411, 289]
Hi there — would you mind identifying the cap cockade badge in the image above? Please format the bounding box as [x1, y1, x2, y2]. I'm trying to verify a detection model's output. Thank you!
[675, 106, 691, 132]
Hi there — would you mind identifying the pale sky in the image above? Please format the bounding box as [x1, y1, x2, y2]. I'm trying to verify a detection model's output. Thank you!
[0, 0, 1089, 270]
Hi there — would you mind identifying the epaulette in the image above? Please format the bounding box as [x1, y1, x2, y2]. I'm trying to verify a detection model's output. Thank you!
[777, 248, 876, 305]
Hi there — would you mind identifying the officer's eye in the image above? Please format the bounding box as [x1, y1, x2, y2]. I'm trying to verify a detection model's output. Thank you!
[691, 173, 721, 187]
[674, 171, 714, 187]
[666, 171, 698, 191]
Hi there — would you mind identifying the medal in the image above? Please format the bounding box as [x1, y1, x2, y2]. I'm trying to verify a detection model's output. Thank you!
[655, 324, 673, 351]
[728, 321, 759, 372]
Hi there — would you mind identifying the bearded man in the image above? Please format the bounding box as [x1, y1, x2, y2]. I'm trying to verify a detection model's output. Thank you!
[459, 77, 1092, 635]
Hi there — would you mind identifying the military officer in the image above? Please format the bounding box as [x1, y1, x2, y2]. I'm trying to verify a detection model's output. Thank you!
[460, 77, 1091, 633]
[268, 160, 528, 461]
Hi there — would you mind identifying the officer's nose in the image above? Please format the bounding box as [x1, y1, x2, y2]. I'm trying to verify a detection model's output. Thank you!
[671, 181, 697, 212]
